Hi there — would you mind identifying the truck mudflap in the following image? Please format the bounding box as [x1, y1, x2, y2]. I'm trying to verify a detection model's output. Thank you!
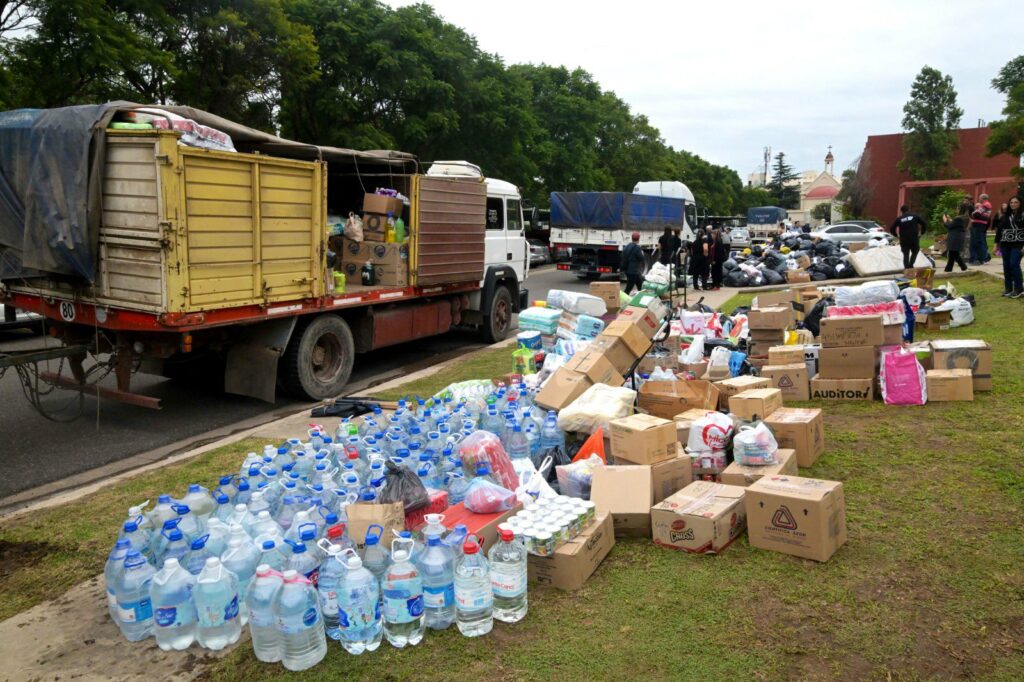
[224, 317, 298, 402]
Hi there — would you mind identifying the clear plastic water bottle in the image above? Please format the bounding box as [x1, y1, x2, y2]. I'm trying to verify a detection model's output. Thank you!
[506, 422, 530, 461]
[360, 524, 390, 586]
[251, 510, 283, 541]
[180, 484, 216, 519]
[194, 557, 242, 650]
[104, 539, 131, 622]
[416, 534, 455, 630]
[149, 557, 197, 650]
[447, 472, 470, 506]
[114, 549, 156, 641]
[149, 494, 179, 528]
[228, 503, 257, 536]
[382, 538, 425, 648]
[420, 513, 447, 541]
[184, 534, 213, 576]
[212, 492, 234, 523]
[161, 527, 190, 566]
[120, 519, 153, 563]
[221, 535, 259, 619]
[275, 569, 327, 671]
[257, 539, 288, 572]
[488, 528, 528, 623]
[173, 504, 206, 542]
[247, 564, 284, 662]
[285, 536, 321, 587]
[540, 410, 565, 452]
[525, 423, 541, 457]
[482, 407, 503, 437]
[233, 478, 253, 506]
[444, 523, 469, 560]
[454, 536, 493, 637]
[474, 461, 498, 486]
[317, 545, 345, 640]
[121, 500, 153, 536]
[335, 548, 383, 654]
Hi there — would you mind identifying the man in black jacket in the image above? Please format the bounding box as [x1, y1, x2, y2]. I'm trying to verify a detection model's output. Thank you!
[890, 204, 927, 268]
[622, 231, 646, 294]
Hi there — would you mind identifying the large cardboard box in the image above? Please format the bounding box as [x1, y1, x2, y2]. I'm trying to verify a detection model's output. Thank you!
[588, 335, 637, 373]
[639, 380, 720, 419]
[361, 212, 390, 242]
[745, 476, 847, 562]
[721, 448, 798, 487]
[714, 375, 771, 410]
[809, 376, 874, 401]
[748, 328, 788, 346]
[617, 306, 662, 338]
[679, 360, 709, 377]
[930, 340, 992, 391]
[883, 324, 903, 345]
[768, 345, 806, 365]
[340, 238, 409, 267]
[748, 306, 796, 330]
[602, 320, 652, 358]
[528, 512, 614, 590]
[785, 270, 811, 284]
[926, 369, 974, 402]
[363, 192, 404, 217]
[347, 501, 405, 547]
[729, 388, 784, 421]
[650, 449, 694, 502]
[591, 466, 654, 537]
[565, 351, 625, 386]
[817, 346, 877, 380]
[442, 502, 520, 553]
[923, 309, 952, 331]
[753, 289, 797, 310]
[610, 413, 677, 465]
[589, 281, 622, 312]
[651, 481, 747, 554]
[763, 407, 825, 467]
[673, 408, 716, 446]
[535, 367, 592, 411]
[819, 315, 884, 348]
[762, 363, 811, 401]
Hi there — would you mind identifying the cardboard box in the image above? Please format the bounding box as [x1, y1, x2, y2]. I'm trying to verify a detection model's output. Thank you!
[610, 413, 677, 465]
[340, 238, 409, 267]
[763, 407, 825, 467]
[817, 345, 877, 380]
[591, 466, 654, 537]
[442, 502, 520, 553]
[360, 212, 391, 241]
[602, 320, 652, 358]
[930, 340, 992, 391]
[617, 306, 662, 338]
[748, 328, 788, 346]
[589, 281, 622, 312]
[588, 335, 637, 373]
[679, 360, 709, 377]
[768, 345, 806, 365]
[722, 448, 798, 486]
[809, 376, 874, 401]
[714, 375, 771, 410]
[762, 363, 811, 401]
[363, 192, 404, 217]
[371, 262, 408, 287]
[924, 309, 952, 331]
[753, 290, 797, 310]
[638, 380, 720, 419]
[528, 511, 614, 590]
[819, 315, 884, 348]
[926, 368, 974, 402]
[748, 306, 796, 330]
[404, 489, 448, 530]
[650, 450, 694, 502]
[535, 367, 593, 411]
[651, 481, 747, 554]
[729, 388, 784, 421]
[796, 255, 812, 269]
[347, 501, 406, 547]
[745, 476, 846, 562]
[673, 408, 716, 445]
[883, 323, 903, 345]
[846, 241, 868, 252]
[786, 270, 811, 284]
[565, 351, 625, 386]
[701, 364, 731, 382]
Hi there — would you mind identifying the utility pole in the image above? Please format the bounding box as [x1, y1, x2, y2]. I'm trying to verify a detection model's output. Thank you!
[762, 146, 771, 187]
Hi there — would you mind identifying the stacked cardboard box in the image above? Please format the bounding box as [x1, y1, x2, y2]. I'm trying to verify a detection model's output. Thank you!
[340, 238, 410, 287]
[747, 304, 796, 370]
[362, 193, 405, 242]
[589, 281, 622, 314]
[721, 448, 798, 486]
[714, 375, 770, 410]
[729, 387, 783, 421]
[926, 368, 974, 401]
[763, 407, 825, 467]
[811, 315, 883, 401]
[930, 340, 992, 392]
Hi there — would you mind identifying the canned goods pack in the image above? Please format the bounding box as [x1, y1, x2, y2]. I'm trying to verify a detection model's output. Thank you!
[508, 496, 596, 556]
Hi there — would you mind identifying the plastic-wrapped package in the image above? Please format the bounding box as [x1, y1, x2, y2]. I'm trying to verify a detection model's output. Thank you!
[545, 290, 607, 317]
[732, 423, 779, 465]
[900, 287, 932, 308]
[556, 384, 636, 434]
[826, 301, 906, 325]
[679, 335, 705, 364]
[833, 280, 900, 306]
[344, 213, 364, 241]
[574, 314, 605, 338]
[133, 107, 236, 152]
[555, 454, 604, 500]
[519, 306, 562, 334]
[463, 478, 517, 514]
[686, 412, 734, 454]
[643, 262, 671, 286]
[457, 431, 519, 491]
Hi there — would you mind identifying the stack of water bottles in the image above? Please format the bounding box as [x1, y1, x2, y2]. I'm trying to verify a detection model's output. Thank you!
[105, 384, 553, 667]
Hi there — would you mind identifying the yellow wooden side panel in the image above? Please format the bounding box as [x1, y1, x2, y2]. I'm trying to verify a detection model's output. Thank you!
[260, 165, 319, 301]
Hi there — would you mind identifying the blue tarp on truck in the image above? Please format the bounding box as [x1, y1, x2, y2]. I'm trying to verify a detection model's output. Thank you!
[746, 206, 788, 225]
[550, 192, 686, 229]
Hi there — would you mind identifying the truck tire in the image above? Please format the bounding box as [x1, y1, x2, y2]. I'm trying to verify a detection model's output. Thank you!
[481, 285, 512, 343]
[279, 314, 355, 400]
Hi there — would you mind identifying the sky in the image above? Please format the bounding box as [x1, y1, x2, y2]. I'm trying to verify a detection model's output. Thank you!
[385, 0, 1019, 180]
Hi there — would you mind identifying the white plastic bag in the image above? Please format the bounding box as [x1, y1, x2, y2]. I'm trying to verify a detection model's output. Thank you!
[934, 298, 974, 327]
[546, 290, 607, 317]
[681, 310, 706, 335]
[732, 423, 779, 465]
[709, 346, 731, 368]
[644, 262, 671, 285]
[555, 454, 604, 499]
[557, 384, 636, 434]
[679, 335, 705, 364]
[833, 280, 900, 306]
[344, 212, 364, 241]
[685, 411, 735, 454]
[515, 455, 557, 504]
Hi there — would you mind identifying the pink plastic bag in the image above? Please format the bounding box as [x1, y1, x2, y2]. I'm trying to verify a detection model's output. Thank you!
[457, 430, 519, 491]
[880, 349, 926, 405]
[464, 478, 517, 514]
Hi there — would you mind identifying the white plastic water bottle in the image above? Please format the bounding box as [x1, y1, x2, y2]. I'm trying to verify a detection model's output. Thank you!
[194, 557, 242, 650]
[275, 570, 327, 671]
[336, 549, 383, 654]
[149, 557, 197, 650]
[246, 564, 284, 663]
[114, 549, 156, 641]
[417, 533, 455, 630]
[104, 539, 131, 622]
[316, 544, 345, 640]
[382, 538, 425, 648]
[487, 528, 528, 623]
[221, 534, 259, 625]
[454, 536, 493, 637]
[180, 484, 216, 519]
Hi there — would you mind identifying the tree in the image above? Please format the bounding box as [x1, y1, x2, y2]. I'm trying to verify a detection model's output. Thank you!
[766, 152, 799, 208]
[929, 188, 969, 234]
[987, 55, 1024, 181]
[737, 185, 775, 212]
[836, 154, 871, 219]
[899, 65, 963, 180]
[811, 203, 832, 221]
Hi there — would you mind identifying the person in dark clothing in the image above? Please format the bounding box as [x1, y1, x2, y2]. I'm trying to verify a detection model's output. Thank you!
[657, 227, 674, 265]
[622, 231, 647, 294]
[942, 202, 972, 272]
[968, 193, 992, 264]
[890, 204, 928, 268]
[689, 228, 710, 290]
[708, 228, 727, 289]
[995, 195, 1024, 297]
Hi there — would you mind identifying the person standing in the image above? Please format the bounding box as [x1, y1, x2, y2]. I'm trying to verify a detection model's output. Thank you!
[657, 227, 674, 266]
[994, 202, 1009, 257]
[890, 204, 928, 268]
[622, 231, 646, 295]
[968, 193, 993, 264]
[708, 228, 727, 290]
[689, 227, 710, 290]
[942, 202, 972, 273]
[995, 195, 1024, 297]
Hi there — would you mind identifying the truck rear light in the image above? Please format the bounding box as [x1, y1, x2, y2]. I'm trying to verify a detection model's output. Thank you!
[181, 333, 193, 353]
[557, 264, 569, 271]
[598, 267, 612, 273]
[600, 245, 618, 251]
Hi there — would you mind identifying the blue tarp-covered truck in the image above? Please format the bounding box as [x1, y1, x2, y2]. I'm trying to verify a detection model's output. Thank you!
[746, 205, 788, 242]
[550, 182, 698, 279]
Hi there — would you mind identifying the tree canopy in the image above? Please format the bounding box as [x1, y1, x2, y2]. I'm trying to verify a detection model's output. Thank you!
[987, 55, 1024, 181]
[766, 152, 800, 208]
[899, 65, 963, 181]
[0, 0, 753, 213]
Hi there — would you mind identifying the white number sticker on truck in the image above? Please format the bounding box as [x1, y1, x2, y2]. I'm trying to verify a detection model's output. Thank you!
[59, 301, 76, 322]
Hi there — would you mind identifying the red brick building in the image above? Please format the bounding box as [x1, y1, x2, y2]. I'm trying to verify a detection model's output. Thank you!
[857, 127, 1019, 224]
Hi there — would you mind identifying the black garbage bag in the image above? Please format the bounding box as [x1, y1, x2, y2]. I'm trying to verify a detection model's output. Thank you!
[731, 305, 751, 316]
[834, 261, 858, 278]
[811, 262, 837, 279]
[762, 268, 785, 285]
[763, 250, 786, 270]
[814, 240, 840, 257]
[723, 258, 738, 272]
[749, 272, 766, 287]
[782, 236, 801, 249]
[803, 296, 833, 336]
[809, 270, 829, 281]
[379, 460, 430, 512]
[531, 445, 571, 483]
[724, 269, 751, 287]
[751, 244, 763, 257]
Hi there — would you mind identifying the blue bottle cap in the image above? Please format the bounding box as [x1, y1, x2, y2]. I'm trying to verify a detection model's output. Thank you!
[168, 528, 183, 541]
[262, 540, 276, 550]
[237, 479, 250, 491]
[215, 492, 229, 504]
[300, 528, 316, 541]
[123, 520, 138, 532]
[325, 512, 338, 524]
[190, 535, 207, 550]
[158, 494, 172, 503]
[219, 475, 233, 485]
[277, 447, 288, 455]
[123, 549, 147, 568]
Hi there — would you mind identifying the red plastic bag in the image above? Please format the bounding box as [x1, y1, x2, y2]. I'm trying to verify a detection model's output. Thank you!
[572, 427, 606, 463]
[457, 430, 518, 491]
[464, 478, 517, 514]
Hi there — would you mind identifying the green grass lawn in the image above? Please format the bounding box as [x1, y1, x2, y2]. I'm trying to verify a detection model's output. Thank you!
[1, 273, 1022, 680]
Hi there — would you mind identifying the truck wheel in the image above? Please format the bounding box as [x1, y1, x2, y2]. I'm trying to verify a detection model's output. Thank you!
[482, 285, 512, 343]
[279, 314, 354, 400]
